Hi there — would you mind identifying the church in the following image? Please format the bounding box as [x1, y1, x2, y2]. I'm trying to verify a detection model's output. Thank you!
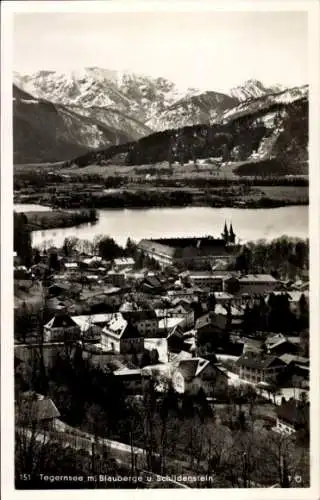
[137, 222, 239, 269]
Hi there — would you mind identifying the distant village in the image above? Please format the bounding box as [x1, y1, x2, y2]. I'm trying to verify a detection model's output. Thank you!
[14, 223, 309, 487]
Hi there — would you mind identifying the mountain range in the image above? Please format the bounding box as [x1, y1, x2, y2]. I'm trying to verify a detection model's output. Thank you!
[13, 67, 308, 168]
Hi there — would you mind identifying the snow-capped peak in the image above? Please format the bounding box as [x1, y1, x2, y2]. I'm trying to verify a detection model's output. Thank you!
[229, 79, 286, 102]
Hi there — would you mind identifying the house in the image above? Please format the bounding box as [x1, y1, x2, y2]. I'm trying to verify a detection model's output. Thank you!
[275, 400, 309, 435]
[144, 336, 168, 363]
[238, 337, 264, 355]
[43, 313, 81, 343]
[188, 271, 224, 291]
[171, 358, 228, 397]
[265, 333, 300, 355]
[223, 274, 279, 295]
[237, 353, 287, 384]
[155, 304, 195, 331]
[167, 326, 186, 354]
[139, 275, 164, 294]
[64, 262, 78, 271]
[287, 291, 309, 314]
[171, 302, 195, 329]
[279, 354, 309, 382]
[113, 368, 143, 393]
[167, 326, 197, 355]
[71, 313, 113, 340]
[101, 313, 144, 354]
[195, 312, 224, 345]
[158, 316, 185, 336]
[267, 338, 299, 357]
[214, 291, 234, 305]
[16, 391, 60, 431]
[195, 305, 243, 344]
[169, 350, 193, 365]
[48, 282, 71, 297]
[121, 309, 158, 337]
[113, 257, 135, 271]
[82, 256, 102, 268]
[265, 333, 286, 349]
[106, 270, 126, 288]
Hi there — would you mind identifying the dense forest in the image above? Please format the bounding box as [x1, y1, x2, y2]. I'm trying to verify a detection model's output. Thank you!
[234, 236, 309, 280]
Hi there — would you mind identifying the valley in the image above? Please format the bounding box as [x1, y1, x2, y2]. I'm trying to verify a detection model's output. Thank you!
[13, 69, 308, 234]
[14, 160, 308, 233]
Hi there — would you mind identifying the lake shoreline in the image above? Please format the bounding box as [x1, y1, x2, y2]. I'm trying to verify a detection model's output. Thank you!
[19, 205, 308, 250]
[14, 196, 308, 231]
[14, 208, 98, 232]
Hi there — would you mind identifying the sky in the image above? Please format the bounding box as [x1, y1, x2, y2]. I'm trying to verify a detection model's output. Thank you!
[13, 11, 308, 92]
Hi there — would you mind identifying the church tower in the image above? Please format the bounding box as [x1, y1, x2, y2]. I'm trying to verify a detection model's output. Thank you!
[229, 223, 236, 244]
[222, 221, 229, 242]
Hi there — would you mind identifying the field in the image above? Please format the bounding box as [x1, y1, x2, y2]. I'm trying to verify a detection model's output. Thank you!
[60, 160, 244, 180]
[258, 185, 308, 202]
[14, 159, 309, 212]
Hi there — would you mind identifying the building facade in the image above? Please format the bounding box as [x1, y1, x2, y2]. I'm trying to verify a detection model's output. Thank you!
[137, 224, 239, 269]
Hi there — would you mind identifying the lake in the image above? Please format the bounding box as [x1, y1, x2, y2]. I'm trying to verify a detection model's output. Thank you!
[14, 205, 308, 249]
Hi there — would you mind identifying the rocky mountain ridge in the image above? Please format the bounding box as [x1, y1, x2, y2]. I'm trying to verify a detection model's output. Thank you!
[13, 84, 143, 163]
[13, 68, 308, 166]
[14, 68, 292, 132]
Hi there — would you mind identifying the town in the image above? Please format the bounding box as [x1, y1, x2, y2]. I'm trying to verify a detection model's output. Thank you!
[14, 219, 309, 489]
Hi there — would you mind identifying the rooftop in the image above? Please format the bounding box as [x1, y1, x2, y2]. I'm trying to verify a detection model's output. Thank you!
[142, 237, 227, 249]
[102, 313, 141, 339]
[279, 354, 309, 365]
[44, 314, 80, 330]
[114, 257, 135, 266]
[237, 353, 285, 370]
[122, 309, 157, 321]
[177, 358, 210, 381]
[238, 274, 278, 283]
[16, 391, 60, 423]
[158, 317, 185, 331]
[214, 292, 234, 299]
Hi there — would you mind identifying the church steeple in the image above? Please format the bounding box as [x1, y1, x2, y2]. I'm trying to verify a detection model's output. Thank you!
[229, 223, 235, 244]
[222, 221, 229, 242]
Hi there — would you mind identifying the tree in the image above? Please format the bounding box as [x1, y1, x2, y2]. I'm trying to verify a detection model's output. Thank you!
[142, 377, 159, 471]
[298, 294, 309, 330]
[207, 293, 216, 312]
[33, 249, 41, 265]
[48, 250, 59, 272]
[62, 237, 81, 256]
[14, 212, 32, 267]
[97, 236, 123, 261]
[125, 238, 138, 258]
[299, 328, 309, 358]
[261, 431, 309, 487]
